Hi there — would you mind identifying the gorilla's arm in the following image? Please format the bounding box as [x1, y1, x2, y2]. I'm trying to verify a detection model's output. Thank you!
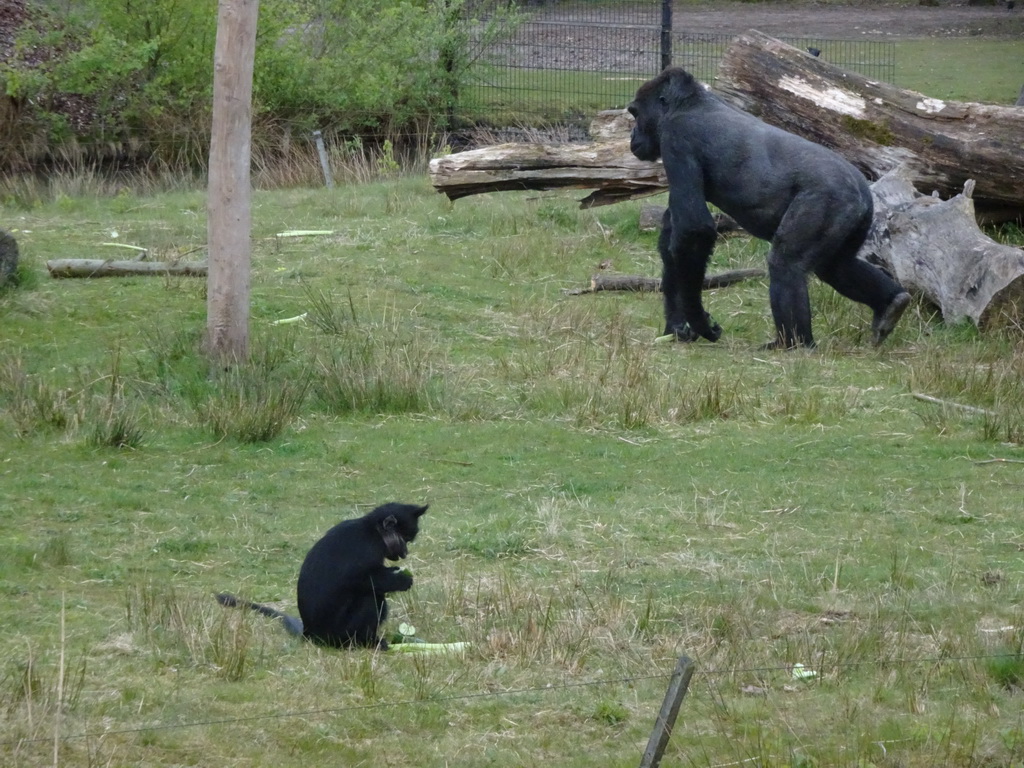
[367, 565, 414, 595]
[661, 151, 721, 341]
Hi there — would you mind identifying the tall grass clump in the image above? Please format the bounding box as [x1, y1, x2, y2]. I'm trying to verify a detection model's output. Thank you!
[192, 363, 312, 444]
[0, 353, 83, 436]
[0, 650, 87, 735]
[186, 333, 313, 443]
[311, 295, 440, 415]
[87, 349, 145, 449]
[904, 335, 1024, 442]
[125, 584, 260, 680]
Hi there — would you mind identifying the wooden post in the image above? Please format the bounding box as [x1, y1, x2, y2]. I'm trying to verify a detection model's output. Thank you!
[207, 0, 259, 365]
[640, 656, 695, 768]
[313, 130, 335, 189]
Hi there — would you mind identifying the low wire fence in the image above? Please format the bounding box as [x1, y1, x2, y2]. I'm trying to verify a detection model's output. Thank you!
[461, 1, 895, 127]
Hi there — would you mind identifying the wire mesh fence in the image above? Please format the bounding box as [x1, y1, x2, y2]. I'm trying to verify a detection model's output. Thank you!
[461, 1, 895, 127]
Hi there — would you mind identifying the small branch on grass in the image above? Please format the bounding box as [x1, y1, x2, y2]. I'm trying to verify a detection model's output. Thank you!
[911, 392, 998, 418]
[47, 259, 207, 278]
[565, 268, 765, 295]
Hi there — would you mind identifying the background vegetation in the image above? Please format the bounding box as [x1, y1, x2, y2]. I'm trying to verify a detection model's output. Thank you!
[4, 0, 1021, 180]
[0, 0, 516, 171]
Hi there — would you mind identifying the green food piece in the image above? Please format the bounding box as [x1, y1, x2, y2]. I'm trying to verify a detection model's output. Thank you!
[387, 641, 469, 654]
[791, 663, 818, 680]
[654, 333, 677, 344]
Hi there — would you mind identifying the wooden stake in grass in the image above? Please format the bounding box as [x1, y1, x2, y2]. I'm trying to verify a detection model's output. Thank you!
[640, 655, 695, 768]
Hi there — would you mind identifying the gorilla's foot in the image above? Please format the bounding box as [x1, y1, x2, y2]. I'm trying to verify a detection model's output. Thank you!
[872, 292, 911, 345]
[666, 314, 722, 342]
[664, 323, 700, 342]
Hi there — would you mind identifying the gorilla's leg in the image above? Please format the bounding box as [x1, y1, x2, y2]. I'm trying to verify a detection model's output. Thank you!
[812, 222, 911, 345]
[658, 214, 698, 340]
[659, 209, 721, 341]
[815, 258, 911, 344]
[326, 596, 387, 648]
[765, 250, 814, 349]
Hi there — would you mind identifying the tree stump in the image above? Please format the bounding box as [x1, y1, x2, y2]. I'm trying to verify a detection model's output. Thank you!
[861, 167, 1024, 329]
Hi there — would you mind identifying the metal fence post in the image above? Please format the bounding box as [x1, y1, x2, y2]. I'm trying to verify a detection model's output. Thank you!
[660, 0, 673, 70]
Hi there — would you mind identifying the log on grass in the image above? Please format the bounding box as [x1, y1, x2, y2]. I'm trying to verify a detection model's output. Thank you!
[715, 30, 1024, 223]
[565, 268, 765, 295]
[47, 259, 208, 278]
[428, 138, 665, 208]
[860, 166, 1024, 328]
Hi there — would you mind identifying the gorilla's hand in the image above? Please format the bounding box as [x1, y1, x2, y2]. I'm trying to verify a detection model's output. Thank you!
[390, 567, 414, 591]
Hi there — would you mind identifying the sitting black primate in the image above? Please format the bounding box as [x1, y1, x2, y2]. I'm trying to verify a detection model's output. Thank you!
[217, 502, 428, 649]
[627, 67, 911, 349]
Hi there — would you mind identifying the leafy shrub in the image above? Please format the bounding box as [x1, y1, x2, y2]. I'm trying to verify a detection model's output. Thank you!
[0, 0, 519, 172]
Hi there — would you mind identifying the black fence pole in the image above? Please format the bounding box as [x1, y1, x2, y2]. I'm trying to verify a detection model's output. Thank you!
[660, 0, 673, 70]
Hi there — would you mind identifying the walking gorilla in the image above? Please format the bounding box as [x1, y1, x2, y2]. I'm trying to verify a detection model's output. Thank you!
[627, 67, 910, 348]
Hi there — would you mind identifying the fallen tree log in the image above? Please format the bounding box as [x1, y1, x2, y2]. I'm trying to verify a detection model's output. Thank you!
[565, 268, 765, 295]
[715, 30, 1024, 224]
[47, 259, 207, 278]
[861, 166, 1024, 328]
[429, 137, 665, 207]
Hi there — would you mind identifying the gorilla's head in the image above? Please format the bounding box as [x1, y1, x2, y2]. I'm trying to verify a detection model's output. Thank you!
[626, 68, 704, 162]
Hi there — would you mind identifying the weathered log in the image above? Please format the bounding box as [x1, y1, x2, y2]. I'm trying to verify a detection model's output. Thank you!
[565, 268, 766, 295]
[860, 166, 1024, 328]
[715, 30, 1024, 223]
[47, 259, 207, 278]
[428, 139, 665, 207]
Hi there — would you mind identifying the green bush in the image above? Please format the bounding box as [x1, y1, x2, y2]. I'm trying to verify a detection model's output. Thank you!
[0, 0, 517, 170]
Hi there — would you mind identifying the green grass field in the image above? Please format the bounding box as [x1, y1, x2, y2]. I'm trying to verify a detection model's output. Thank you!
[1, 170, 1022, 766]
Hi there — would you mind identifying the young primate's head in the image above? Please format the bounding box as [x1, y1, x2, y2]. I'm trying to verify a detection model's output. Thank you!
[370, 502, 428, 560]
